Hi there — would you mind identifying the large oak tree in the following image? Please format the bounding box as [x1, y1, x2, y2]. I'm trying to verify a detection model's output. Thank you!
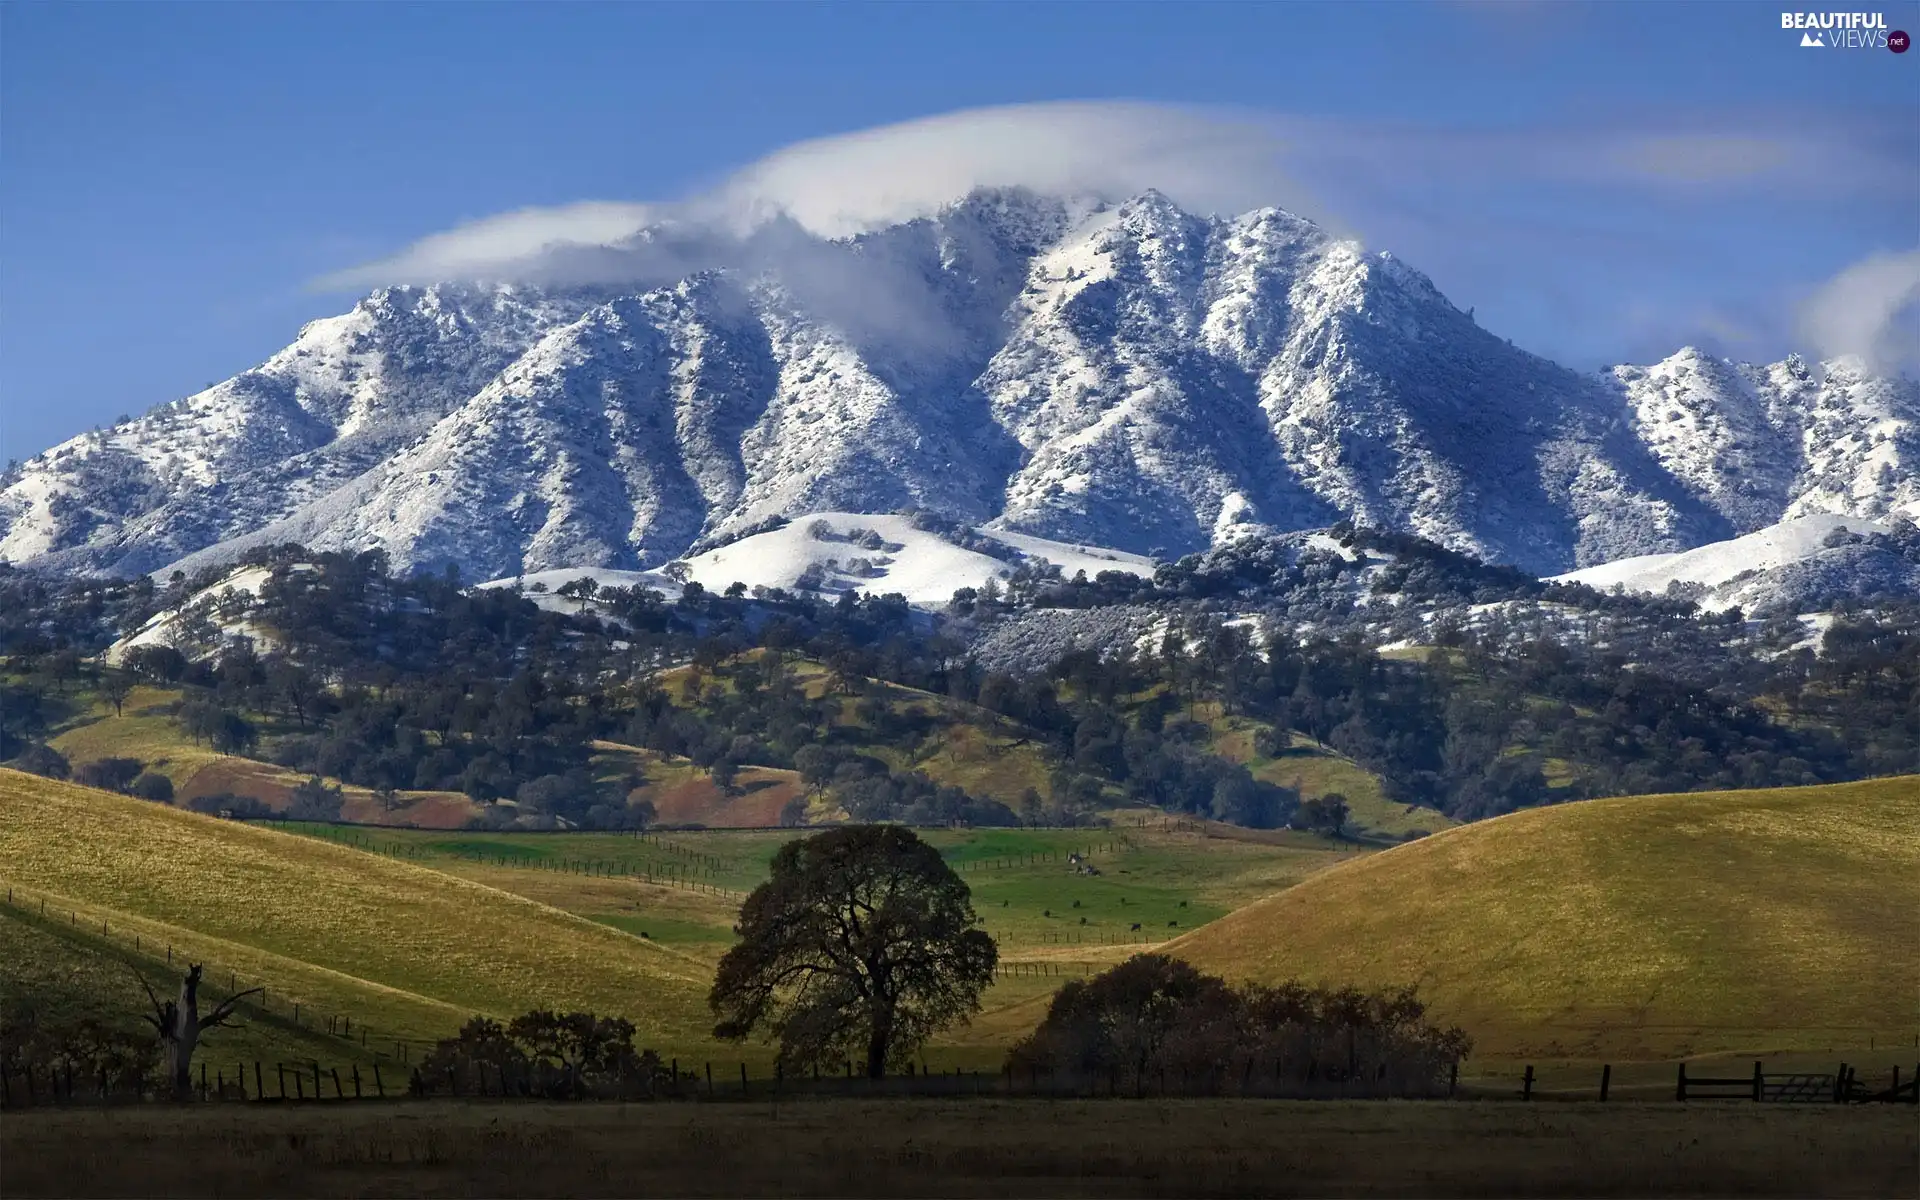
[710, 825, 996, 1078]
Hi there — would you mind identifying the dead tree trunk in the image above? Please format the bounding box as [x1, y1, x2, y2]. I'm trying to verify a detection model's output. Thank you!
[139, 965, 263, 1100]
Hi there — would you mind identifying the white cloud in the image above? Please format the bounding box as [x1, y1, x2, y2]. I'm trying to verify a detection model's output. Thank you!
[697, 102, 1314, 238]
[313, 101, 1917, 376]
[1799, 247, 1920, 371]
[322, 102, 1324, 289]
[318, 201, 659, 290]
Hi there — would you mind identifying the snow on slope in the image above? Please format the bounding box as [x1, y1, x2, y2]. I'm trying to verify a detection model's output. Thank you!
[6, 191, 1915, 583]
[106, 565, 279, 663]
[680, 514, 1015, 605]
[1555, 514, 1884, 594]
[976, 528, 1155, 579]
[472, 566, 685, 614]
[1551, 513, 1908, 613]
[471, 517, 1156, 609]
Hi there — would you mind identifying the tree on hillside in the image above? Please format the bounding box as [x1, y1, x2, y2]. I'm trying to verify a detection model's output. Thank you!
[137, 964, 263, 1099]
[14, 742, 70, 780]
[99, 669, 133, 717]
[1297, 793, 1350, 837]
[75, 756, 144, 793]
[555, 576, 599, 612]
[709, 825, 997, 1078]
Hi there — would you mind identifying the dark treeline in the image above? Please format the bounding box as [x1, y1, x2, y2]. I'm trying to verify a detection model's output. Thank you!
[3, 525, 1916, 832]
[1009, 955, 1469, 1096]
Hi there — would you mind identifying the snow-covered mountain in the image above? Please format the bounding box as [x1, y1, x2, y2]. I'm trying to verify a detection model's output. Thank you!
[5, 188, 1915, 582]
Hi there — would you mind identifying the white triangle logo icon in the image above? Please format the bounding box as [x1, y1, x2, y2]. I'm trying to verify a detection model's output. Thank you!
[1800, 31, 1824, 46]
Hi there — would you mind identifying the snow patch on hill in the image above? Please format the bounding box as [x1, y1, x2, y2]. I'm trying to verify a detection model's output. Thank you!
[680, 513, 1151, 605]
[107, 565, 281, 664]
[1555, 515, 1883, 594]
[1552, 513, 1915, 614]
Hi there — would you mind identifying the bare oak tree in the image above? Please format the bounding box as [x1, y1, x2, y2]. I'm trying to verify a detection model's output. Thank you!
[138, 964, 263, 1098]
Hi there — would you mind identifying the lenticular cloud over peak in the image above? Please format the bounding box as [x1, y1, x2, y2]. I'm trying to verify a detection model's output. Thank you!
[318, 101, 1312, 289]
[698, 102, 1307, 237]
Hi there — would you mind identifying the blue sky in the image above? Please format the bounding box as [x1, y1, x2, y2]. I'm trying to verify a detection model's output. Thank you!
[4, 0, 1916, 457]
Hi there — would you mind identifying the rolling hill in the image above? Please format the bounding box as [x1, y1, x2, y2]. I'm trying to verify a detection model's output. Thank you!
[0, 768, 716, 1057]
[1169, 775, 1920, 1061]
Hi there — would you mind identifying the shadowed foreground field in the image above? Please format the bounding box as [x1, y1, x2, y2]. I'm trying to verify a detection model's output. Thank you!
[3, 1100, 1914, 1198]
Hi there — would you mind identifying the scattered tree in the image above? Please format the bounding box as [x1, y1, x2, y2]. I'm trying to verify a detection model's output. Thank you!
[13, 742, 70, 781]
[710, 825, 997, 1077]
[130, 772, 175, 803]
[74, 757, 144, 793]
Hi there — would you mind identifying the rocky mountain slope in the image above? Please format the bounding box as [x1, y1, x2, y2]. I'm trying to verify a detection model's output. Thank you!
[4, 188, 1914, 581]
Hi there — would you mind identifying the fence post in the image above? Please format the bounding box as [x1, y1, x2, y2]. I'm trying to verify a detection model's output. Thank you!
[1676, 1062, 1687, 1103]
[312, 1062, 322, 1100]
[255, 1062, 264, 1100]
[1599, 1064, 1611, 1102]
[1449, 1060, 1458, 1097]
[201, 1061, 208, 1101]
[332, 1067, 344, 1099]
[352, 1064, 362, 1099]
[374, 1063, 385, 1098]
[1752, 1060, 1763, 1102]
[740, 1062, 748, 1097]
[1521, 1065, 1533, 1101]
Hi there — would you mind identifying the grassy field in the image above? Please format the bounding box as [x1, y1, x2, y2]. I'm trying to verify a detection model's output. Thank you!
[0, 902, 381, 1069]
[269, 817, 1362, 1064]
[1171, 775, 1920, 1062]
[4, 1099, 1913, 1198]
[1, 769, 1359, 1068]
[13, 750, 1913, 1076]
[0, 769, 715, 1058]
[278, 820, 1359, 956]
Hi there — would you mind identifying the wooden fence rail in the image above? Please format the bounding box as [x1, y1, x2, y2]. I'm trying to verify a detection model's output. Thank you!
[9, 1056, 1918, 1110]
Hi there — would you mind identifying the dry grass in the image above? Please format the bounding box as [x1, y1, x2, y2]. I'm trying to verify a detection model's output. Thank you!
[51, 687, 478, 828]
[1172, 776, 1920, 1061]
[0, 903, 376, 1067]
[3, 1099, 1913, 1198]
[263, 821, 1358, 1063]
[590, 742, 806, 828]
[1207, 715, 1456, 839]
[0, 770, 716, 1055]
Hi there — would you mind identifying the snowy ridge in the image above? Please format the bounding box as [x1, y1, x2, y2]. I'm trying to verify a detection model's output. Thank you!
[1553, 513, 1920, 615]
[1610, 350, 1920, 534]
[472, 513, 1156, 609]
[3, 189, 1915, 583]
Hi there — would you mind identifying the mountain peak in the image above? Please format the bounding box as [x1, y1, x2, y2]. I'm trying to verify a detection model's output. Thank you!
[3, 195, 1912, 582]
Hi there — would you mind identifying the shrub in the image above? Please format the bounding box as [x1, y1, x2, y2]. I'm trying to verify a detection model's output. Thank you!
[1009, 955, 1470, 1095]
[286, 776, 344, 821]
[13, 743, 70, 781]
[417, 1011, 672, 1099]
[73, 757, 143, 793]
[129, 772, 175, 802]
[185, 791, 273, 820]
